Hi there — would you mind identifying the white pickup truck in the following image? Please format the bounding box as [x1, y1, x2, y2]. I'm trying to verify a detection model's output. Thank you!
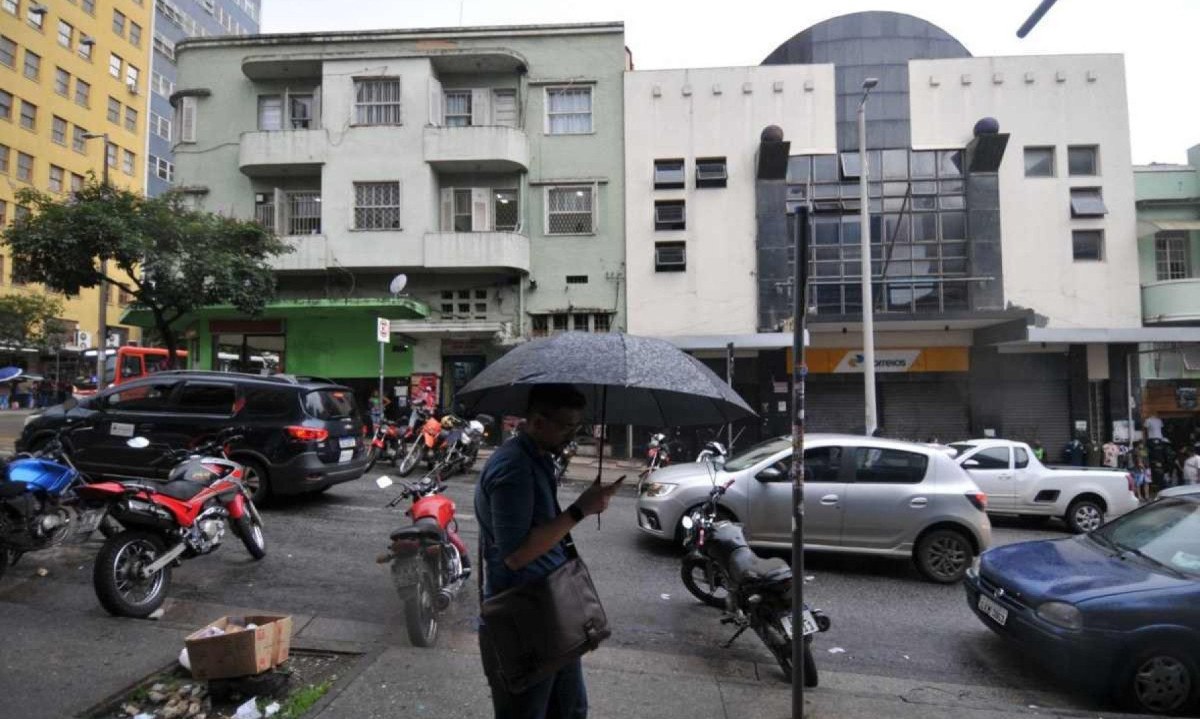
[950, 439, 1140, 533]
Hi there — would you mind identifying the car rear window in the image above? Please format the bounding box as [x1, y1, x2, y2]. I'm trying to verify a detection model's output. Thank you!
[303, 389, 357, 420]
[853, 447, 929, 484]
[242, 387, 296, 419]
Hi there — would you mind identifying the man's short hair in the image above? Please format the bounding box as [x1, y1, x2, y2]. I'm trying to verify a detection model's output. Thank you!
[527, 383, 587, 417]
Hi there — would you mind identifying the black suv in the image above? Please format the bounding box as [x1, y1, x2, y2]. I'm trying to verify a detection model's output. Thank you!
[17, 371, 370, 503]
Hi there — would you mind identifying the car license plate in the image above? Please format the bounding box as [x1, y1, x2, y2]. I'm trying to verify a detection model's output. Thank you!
[781, 611, 820, 638]
[339, 437, 355, 449]
[338, 449, 353, 463]
[978, 594, 1008, 626]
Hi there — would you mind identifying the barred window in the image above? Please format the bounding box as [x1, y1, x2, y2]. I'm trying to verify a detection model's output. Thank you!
[354, 182, 401, 230]
[546, 186, 594, 235]
[354, 78, 402, 126]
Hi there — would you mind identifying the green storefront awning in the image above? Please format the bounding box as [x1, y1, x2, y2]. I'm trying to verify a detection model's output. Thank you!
[119, 297, 431, 328]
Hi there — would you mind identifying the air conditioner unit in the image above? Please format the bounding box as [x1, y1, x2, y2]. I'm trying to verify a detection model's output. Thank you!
[74, 330, 92, 348]
[29, 3, 48, 15]
[80, 35, 96, 46]
[127, 81, 140, 95]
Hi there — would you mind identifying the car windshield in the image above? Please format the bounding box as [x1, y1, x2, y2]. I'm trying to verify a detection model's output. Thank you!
[1093, 497, 1200, 577]
[724, 437, 792, 472]
[303, 389, 357, 420]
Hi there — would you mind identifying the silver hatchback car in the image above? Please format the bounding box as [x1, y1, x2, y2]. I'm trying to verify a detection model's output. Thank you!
[636, 434, 992, 582]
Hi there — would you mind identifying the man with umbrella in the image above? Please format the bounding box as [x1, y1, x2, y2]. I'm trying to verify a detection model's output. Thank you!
[474, 383, 622, 718]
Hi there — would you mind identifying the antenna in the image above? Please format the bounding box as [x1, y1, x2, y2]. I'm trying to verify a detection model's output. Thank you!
[389, 274, 408, 296]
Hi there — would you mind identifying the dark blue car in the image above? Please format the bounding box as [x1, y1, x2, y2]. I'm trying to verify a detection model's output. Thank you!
[965, 494, 1200, 715]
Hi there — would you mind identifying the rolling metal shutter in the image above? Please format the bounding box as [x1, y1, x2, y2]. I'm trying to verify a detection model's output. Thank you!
[881, 378, 970, 443]
[805, 380, 865, 433]
[998, 380, 1071, 461]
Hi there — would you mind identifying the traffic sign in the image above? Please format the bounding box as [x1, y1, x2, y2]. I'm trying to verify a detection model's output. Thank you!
[376, 317, 391, 343]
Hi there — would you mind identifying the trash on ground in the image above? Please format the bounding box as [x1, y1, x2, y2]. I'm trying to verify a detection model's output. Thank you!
[828, 647, 846, 654]
[660, 593, 670, 600]
[233, 697, 262, 719]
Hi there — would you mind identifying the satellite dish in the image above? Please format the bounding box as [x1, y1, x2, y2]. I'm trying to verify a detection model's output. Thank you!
[389, 274, 408, 295]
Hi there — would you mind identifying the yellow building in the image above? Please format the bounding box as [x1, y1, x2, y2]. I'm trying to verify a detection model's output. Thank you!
[1, 0, 151, 355]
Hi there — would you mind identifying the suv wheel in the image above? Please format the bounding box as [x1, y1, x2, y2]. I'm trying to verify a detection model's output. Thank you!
[1065, 498, 1105, 534]
[914, 528, 972, 583]
[240, 459, 271, 506]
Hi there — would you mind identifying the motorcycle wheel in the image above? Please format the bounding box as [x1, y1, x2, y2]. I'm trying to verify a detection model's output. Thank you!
[93, 530, 172, 618]
[404, 564, 439, 648]
[397, 442, 421, 477]
[231, 508, 267, 560]
[757, 615, 818, 687]
[364, 446, 379, 473]
[463, 445, 480, 472]
[680, 556, 729, 609]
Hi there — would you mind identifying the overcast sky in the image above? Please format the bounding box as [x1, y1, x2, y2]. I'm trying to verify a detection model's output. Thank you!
[262, 0, 1199, 165]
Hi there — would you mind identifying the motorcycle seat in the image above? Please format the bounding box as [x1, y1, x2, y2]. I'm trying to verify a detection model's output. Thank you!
[390, 518, 443, 542]
[727, 548, 792, 587]
[0, 481, 29, 499]
[157, 479, 210, 501]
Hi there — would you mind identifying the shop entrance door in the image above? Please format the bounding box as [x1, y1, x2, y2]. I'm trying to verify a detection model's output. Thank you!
[444, 355, 486, 411]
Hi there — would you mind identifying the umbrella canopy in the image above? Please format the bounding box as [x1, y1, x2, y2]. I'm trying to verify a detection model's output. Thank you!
[0, 367, 23, 384]
[457, 332, 755, 426]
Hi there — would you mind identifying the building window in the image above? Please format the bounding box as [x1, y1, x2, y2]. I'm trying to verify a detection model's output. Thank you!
[654, 242, 687, 272]
[654, 200, 686, 231]
[70, 173, 84, 193]
[545, 86, 592, 134]
[0, 35, 13, 67]
[153, 33, 175, 60]
[151, 112, 171, 140]
[125, 65, 139, 91]
[121, 149, 134, 175]
[129, 22, 141, 47]
[51, 115, 66, 144]
[75, 79, 90, 107]
[106, 142, 117, 170]
[1155, 233, 1189, 281]
[593, 313, 611, 332]
[1, 0, 15, 16]
[353, 77, 402, 125]
[545, 185, 595, 235]
[494, 189, 519, 231]
[107, 96, 121, 124]
[78, 39, 92, 61]
[176, 96, 196, 142]
[19, 100, 36, 131]
[257, 95, 282, 130]
[353, 181, 401, 230]
[653, 159, 685, 189]
[72, 125, 87, 153]
[451, 189, 472, 232]
[0, 144, 7, 173]
[1068, 145, 1098, 176]
[151, 155, 174, 182]
[124, 106, 137, 132]
[108, 53, 122, 79]
[82, 0, 95, 15]
[23, 49, 39, 80]
[112, 9, 126, 37]
[444, 90, 472, 126]
[696, 157, 728, 188]
[289, 94, 313, 129]
[48, 164, 64, 192]
[57, 20, 73, 48]
[0, 89, 10, 120]
[26, 4, 43, 29]
[152, 71, 174, 98]
[1023, 146, 1055, 177]
[566, 275, 588, 284]
[1072, 230, 1103, 261]
[285, 191, 321, 235]
[16, 151, 33, 182]
[1069, 187, 1107, 218]
[54, 67, 70, 96]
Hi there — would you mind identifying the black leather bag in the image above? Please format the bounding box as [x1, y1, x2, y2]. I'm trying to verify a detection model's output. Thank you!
[478, 537, 610, 694]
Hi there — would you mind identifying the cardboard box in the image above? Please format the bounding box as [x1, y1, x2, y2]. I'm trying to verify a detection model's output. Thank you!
[184, 615, 293, 680]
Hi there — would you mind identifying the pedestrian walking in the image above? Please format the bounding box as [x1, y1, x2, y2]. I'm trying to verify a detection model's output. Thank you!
[1133, 457, 1151, 502]
[1182, 447, 1200, 486]
[474, 384, 622, 719]
[1102, 439, 1120, 468]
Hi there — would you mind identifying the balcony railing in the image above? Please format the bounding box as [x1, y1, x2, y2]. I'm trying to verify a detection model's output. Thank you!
[255, 191, 321, 236]
[1142, 278, 1200, 324]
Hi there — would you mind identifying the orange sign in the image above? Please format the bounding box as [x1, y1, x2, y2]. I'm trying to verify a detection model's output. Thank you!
[787, 347, 970, 374]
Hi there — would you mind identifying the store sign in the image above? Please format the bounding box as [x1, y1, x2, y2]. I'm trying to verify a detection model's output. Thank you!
[833, 350, 922, 374]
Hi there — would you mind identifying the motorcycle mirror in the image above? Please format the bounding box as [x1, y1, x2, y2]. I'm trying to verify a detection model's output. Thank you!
[126, 437, 151, 449]
[681, 515, 694, 530]
[375, 475, 395, 489]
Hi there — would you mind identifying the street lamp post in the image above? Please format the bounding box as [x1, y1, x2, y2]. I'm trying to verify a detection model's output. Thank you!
[857, 79, 879, 436]
[82, 132, 110, 389]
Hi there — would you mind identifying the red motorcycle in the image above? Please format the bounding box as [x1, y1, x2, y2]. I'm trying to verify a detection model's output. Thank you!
[365, 420, 402, 472]
[375, 473, 469, 647]
[78, 430, 266, 618]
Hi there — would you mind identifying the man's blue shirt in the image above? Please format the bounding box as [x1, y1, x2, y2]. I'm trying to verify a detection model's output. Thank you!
[474, 433, 567, 598]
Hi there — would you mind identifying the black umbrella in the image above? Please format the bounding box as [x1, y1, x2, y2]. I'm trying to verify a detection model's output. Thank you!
[456, 332, 755, 426]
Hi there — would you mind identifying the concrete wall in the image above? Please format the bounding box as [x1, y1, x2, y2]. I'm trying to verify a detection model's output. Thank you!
[623, 65, 837, 337]
[909, 54, 1140, 329]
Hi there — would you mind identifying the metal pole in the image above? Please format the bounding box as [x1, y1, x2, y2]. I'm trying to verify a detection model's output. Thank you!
[790, 208, 809, 718]
[378, 340, 385, 424]
[726, 342, 735, 449]
[95, 133, 110, 391]
[858, 90, 878, 436]
[1126, 352, 1135, 444]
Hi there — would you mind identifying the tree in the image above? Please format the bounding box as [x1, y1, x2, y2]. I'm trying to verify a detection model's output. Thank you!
[1, 182, 291, 369]
[0, 292, 67, 351]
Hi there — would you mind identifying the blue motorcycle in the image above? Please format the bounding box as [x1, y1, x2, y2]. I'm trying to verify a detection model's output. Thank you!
[0, 422, 114, 579]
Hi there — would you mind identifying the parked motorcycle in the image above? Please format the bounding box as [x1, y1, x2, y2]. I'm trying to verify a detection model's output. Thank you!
[365, 420, 403, 472]
[392, 407, 429, 476]
[375, 473, 470, 647]
[679, 478, 829, 686]
[78, 429, 266, 618]
[553, 440, 578, 485]
[400, 413, 489, 479]
[0, 422, 115, 579]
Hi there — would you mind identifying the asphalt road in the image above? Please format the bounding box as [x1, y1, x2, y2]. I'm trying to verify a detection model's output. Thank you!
[0, 466, 1105, 713]
[0, 410, 29, 453]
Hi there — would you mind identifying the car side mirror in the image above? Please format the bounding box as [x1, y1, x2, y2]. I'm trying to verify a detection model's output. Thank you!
[757, 466, 784, 481]
[126, 437, 151, 449]
[962, 459, 980, 468]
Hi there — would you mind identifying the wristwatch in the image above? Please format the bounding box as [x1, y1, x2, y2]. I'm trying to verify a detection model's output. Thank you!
[566, 503, 585, 523]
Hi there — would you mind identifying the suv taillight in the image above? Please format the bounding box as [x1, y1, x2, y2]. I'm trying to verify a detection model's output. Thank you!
[287, 426, 329, 442]
[966, 492, 988, 511]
